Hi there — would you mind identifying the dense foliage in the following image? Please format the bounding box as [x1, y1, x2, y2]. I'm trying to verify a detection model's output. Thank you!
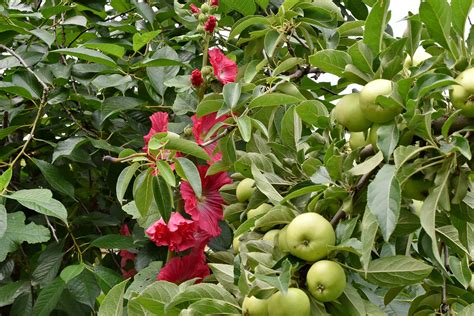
[1, 0, 474, 315]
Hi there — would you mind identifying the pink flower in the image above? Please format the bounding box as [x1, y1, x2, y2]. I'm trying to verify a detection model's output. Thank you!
[211, 0, 219, 6]
[145, 212, 197, 252]
[204, 16, 217, 33]
[143, 112, 169, 152]
[120, 224, 131, 236]
[208, 48, 237, 85]
[157, 251, 210, 284]
[190, 69, 204, 87]
[180, 165, 231, 237]
[191, 112, 229, 163]
[190, 3, 200, 14]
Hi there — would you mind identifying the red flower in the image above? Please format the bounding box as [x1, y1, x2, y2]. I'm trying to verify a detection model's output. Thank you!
[208, 48, 237, 85]
[180, 165, 231, 237]
[204, 16, 217, 33]
[119, 250, 137, 279]
[143, 112, 169, 151]
[120, 224, 131, 236]
[211, 0, 219, 6]
[190, 69, 204, 87]
[190, 3, 200, 14]
[157, 251, 210, 284]
[191, 112, 229, 163]
[145, 212, 197, 252]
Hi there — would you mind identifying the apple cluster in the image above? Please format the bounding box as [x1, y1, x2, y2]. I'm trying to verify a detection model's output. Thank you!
[234, 179, 347, 316]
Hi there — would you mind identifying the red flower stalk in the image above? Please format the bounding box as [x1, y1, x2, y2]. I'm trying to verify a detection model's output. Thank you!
[143, 112, 169, 152]
[210, 0, 219, 7]
[191, 112, 229, 163]
[145, 212, 197, 252]
[208, 48, 237, 85]
[180, 165, 231, 237]
[190, 69, 204, 87]
[157, 250, 210, 284]
[203, 15, 217, 33]
[190, 3, 200, 14]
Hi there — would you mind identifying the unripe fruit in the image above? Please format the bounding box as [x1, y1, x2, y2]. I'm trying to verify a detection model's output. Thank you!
[278, 225, 290, 253]
[412, 200, 423, 217]
[359, 79, 402, 123]
[242, 296, 268, 316]
[262, 229, 279, 242]
[307, 260, 346, 302]
[201, 3, 210, 13]
[236, 178, 256, 202]
[198, 13, 208, 23]
[404, 49, 432, 68]
[349, 132, 368, 150]
[233, 235, 241, 254]
[286, 213, 336, 262]
[368, 124, 380, 150]
[451, 68, 474, 117]
[267, 288, 310, 316]
[333, 93, 372, 132]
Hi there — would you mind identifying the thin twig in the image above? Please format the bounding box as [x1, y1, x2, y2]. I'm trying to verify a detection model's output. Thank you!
[440, 242, 449, 314]
[200, 126, 235, 147]
[269, 67, 322, 92]
[45, 215, 59, 243]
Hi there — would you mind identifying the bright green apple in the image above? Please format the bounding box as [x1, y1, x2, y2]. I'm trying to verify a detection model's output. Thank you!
[333, 93, 372, 132]
[237, 178, 256, 202]
[278, 225, 290, 253]
[404, 49, 432, 69]
[286, 213, 335, 262]
[306, 260, 346, 302]
[262, 229, 280, 242]
[359, 79, 402, 123]
[349, 132, 368, 150]
[242, 296, 268, 316]
[451, 68, 474, 117]
[411, 200, 423, 217]
[267, 288, 310, 316]
[233, 235, 241, 254]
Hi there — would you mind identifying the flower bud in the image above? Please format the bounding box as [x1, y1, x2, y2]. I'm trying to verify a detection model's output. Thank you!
[198, 13, 208, 23]
[201, 66, 213, 76]
[210, 0, 219, 7]
[190, 4, 200, 14]
[201, 3, 210, 13]
[203, 16, 217, 33]
[190, 69, 204, 87]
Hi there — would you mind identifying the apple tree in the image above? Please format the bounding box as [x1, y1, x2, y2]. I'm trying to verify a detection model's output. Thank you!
[0, 0, 474, 315]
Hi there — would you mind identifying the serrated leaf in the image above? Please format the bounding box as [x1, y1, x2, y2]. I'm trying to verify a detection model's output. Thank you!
[0, 281, 29, 307]
[367, 165, 401, 241]
[31, 158, 75, 199]
[31, 278, 65, 316]
[364, 256, 433, 287]
[60, 264, 85, 284]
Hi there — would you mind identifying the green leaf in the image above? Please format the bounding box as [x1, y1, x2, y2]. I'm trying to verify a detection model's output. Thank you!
[229, 16, 270, 39]
[98, 279, 128, 316]
[309, 49, 351, 77]
[60, 264, 85, 284]
[152, 176, 173, 223]
[91, 74, 132, 91]
[452, 135, 472, 160]
[68, 269, 101, 309]
[100, 97, 146, 125]
[32, 242, 64, 286]
[147, 46, 180, 96]
[83, 42, 126, 58]
[0, 168, 12, 192]
[437, 225, 470, 257]
[133, 30, 161, 51]
[367, 165, 401, 241]
[131, 281, 179, 314]
[0, 212, 50, 261]
[91, 234, 135, 249]
[349, 151, 383, 176]
[255, 259, 291, 295]
[363, 0, 390, 54]
[255, 205, 297, 230]
[459, 304, 474, 316]
[225, 0, 257, 16]
[280, 185, 325, 204]
[116, 163, 140, 204]
[251, 164, 283, 203]
[93, 266, 123, 294]
[419, 0, 452, 52]
[52, 137, 88, 163]
[264, 29, 282, 58]
[29, 29, 55, 47]
[364, 256, 433, 287]
[31, 278, 65, 316]
[420, 159, 453, 268]
[237, 115, 252, 142]
[51, 48, 116, 67]
[186, 298, 241, 314]
[0, 82, 34, 99]
[248, 93, 302, 108]
[0, 281, 29, 308]
[360, 208, 379, 273]
[449, 256, 471, 289]
[273, 57, 304, 76]
[405, 14, 422, 57]
[7, 189, 68, 224]
[348, 41, 374, 74]
[134, 170, 154, 217]
[280, 106, 301, 149]
[376, 123, 399, 162]
[0, 205, 5, 239]
[451, 0, 471, 37]
[296, 100, 329, 128]
[155, 134, 210, 161]
[155, 160, 176, 187]
[31, 158, 75, 199]
[223, 82, 241, 109]
[166, 283, 238, 310]
[174, 157, 202, 198]
[124, 261, 163, 299]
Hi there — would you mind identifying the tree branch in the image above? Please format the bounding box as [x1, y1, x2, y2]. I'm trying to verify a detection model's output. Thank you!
[200, 125, 235, 147]
[269, 67, 322, 92]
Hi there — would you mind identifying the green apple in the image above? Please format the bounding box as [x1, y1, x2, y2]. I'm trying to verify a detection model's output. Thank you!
[404, 49, 432, 68]
[278, 225, 290, 253]
[286, 213, 336, 262]
[411, 200, 423, 217]
[306, 260, 346, 302]
[267, 288, 310, 316]
[262, 229, 280, 242]
[233, 235, 241, 254]
[237, 178, 256, 202]
[242, 296, 268, 316]
[349, 132, 368, 150]
[451, 68, 474, 117]
[359, 79, 402, 123]
[247, 203, 272, 219]
[368, 124, 380, 150]
[333, 93, 372, 132]
[403, 178, 430, 200]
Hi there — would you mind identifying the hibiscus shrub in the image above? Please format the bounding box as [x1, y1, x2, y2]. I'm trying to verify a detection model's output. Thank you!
[1, 0, 474, 315]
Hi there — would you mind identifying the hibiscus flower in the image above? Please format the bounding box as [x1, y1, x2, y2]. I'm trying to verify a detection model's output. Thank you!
[191, 112, 229, 163]
[145, 212, 197, 252]
[204, 16, 217, 33]
[190, 3, 200, 14]
[190, 69, 204, 87]
[180, 165, 231, 237]
[208, 48, 237, 85]
[143, 112, 169, 152]
[157, 250, 210, 284]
